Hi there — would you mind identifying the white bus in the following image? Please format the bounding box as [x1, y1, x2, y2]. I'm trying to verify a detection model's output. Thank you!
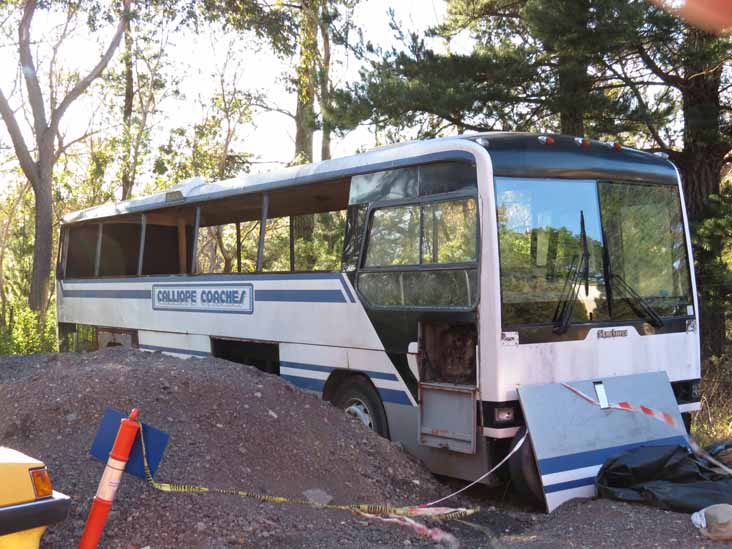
[56, 133, 701, 501]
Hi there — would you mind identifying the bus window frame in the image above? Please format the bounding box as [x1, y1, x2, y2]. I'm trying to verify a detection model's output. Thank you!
[355, 189, 481, 311]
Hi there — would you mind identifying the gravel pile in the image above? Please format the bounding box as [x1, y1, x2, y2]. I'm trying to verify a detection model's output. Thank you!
[0, 349, 715, 548]
[0, 349, 464, 548]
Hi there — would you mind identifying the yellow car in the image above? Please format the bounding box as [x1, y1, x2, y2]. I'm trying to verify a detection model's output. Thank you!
[0, 448, 69, 549]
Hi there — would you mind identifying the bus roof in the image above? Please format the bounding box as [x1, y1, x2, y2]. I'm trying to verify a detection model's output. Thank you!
[61, 132, 677, 225]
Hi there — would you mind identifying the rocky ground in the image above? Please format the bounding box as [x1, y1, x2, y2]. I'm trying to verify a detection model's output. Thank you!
[0, 349, 724, 548]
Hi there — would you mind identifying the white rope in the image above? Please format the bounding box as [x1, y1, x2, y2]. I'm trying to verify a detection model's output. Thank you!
[423, 432, 528, 507]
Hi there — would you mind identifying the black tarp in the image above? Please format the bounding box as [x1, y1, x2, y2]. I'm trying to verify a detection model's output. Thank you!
[596, 444, 732, 513]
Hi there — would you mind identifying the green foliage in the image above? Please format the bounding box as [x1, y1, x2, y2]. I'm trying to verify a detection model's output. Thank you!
[334, 0, 661, 138]
[0, 303, 57, 355]
[693, 354, 732, 445]
[152, 95, 254, 187]
[198, 0, 296, 54]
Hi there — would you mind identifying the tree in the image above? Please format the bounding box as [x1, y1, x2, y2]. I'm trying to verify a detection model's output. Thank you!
[0, 0, 130, 313]
[613, 3, 732, 356]
[293, 0, 319, 164]
[334, 0, 645, 139]
[116, 12, 176, 200]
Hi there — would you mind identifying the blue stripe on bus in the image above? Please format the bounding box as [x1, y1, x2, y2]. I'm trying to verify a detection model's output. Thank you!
[281, 361, 334, 373]
[376, 388, 413, 405]
[339, 274, 356, 303]
[138, 344, 210, 357]
[61, 288, 152, 299]
[60, 284, 347, 304]
[255, 289, 346, 303]
[537, 435, 688, 475]
[544, 476, 596, 494]
[280, 361, 399, 382]
[282, 373, 411, 405]
[281, 374, 325, 392]
[280, 362, 409, 404]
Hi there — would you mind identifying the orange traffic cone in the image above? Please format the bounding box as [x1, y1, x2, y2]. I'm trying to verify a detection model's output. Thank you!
[79, 408, 140, 549]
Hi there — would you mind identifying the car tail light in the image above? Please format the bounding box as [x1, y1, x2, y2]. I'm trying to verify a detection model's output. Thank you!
[30, 468, 53, 498]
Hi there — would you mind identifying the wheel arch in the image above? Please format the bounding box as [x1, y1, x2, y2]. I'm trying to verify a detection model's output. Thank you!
[323, 369, 373, 402]
[323, 369, 390, 439]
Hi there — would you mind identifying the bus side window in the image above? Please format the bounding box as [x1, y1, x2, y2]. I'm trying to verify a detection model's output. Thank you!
[262, 216, 291, 272]
[66, 224, 100, 278]
[292, 212, 345, 271]
[358, 196, 479, 309]
[196, 221, 260, 273]
[99, 222, 141, 277]
[142, 225, 184, 275]
[342, 205, 367, 272]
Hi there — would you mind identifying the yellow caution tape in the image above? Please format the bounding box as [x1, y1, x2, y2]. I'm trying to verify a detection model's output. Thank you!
[136, 420, 478, 521]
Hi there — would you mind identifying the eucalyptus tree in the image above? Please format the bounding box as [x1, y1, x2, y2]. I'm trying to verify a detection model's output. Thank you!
[0, 0, 130, 313]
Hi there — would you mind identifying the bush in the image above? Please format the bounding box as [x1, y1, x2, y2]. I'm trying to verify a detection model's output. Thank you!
[0, 305, 57, 355]
[692, 354, 732, 446]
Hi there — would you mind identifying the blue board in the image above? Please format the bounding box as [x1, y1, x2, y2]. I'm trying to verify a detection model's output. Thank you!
[89, 408, 169, 480]
[518, 371, 687, 512]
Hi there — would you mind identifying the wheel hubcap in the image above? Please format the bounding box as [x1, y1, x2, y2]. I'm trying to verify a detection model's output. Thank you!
[344, 399, 373, 430]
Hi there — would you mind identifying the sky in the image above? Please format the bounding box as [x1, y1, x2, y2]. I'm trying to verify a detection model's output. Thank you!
[174, 0, 451, 166]
[0, 0, 453, 194]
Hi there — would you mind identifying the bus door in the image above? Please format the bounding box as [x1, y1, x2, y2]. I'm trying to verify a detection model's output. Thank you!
[352, 164, 481, 454]
[416, 320, 478, 454]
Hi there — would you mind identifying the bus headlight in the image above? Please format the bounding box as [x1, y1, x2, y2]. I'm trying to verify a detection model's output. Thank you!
[494, 407, 515, 423]
[690, 379, 701, 400]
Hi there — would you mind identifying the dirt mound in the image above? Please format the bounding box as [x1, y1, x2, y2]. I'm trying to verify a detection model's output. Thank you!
[0, 349, 456, 548]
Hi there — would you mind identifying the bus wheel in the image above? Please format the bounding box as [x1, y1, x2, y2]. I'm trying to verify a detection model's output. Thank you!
[508, 428, 544, 507]
[333, 377, 389, 438]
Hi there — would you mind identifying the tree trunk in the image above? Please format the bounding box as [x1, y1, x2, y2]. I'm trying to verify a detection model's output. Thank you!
[557, 54, 589, 136]
[29, 154, 54, 316]
[294, 0, 318, 164]
[318, 1, 332, 161]
[121, 18, 134, 200]
[677, 28, 724, 221]
[214, 226, 234, 273]
[675, 27, 728, 358]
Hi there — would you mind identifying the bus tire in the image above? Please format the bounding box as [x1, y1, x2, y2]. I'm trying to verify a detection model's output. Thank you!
[333, 377, 390, 438]
[508, 428, 543, 507]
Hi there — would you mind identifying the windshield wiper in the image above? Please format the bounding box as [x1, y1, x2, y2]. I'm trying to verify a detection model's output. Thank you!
[601, 229, 614, 318]
[599, 224, 665, 328]
[552, 211, 590, 335]
[610, 273, 665, 328]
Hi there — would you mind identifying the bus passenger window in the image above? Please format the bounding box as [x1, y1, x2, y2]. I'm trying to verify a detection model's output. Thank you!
[292, 211, 346, 271]
[65, 224, 99, 278]
[262, 216, 291, 272]
[419, 162, 477, 196]
[143, 224, 193, 275]
[196, 222, 259, 273]
[358, 197, 479, 309]
[99, 223, 141, 277]
[421, 199, 477, 264]
[342, 205, 367, 272]
[365, 205, 420, 266]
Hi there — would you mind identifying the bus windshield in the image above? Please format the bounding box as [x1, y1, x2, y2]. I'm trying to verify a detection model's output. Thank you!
[495, 177, 693, 327]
